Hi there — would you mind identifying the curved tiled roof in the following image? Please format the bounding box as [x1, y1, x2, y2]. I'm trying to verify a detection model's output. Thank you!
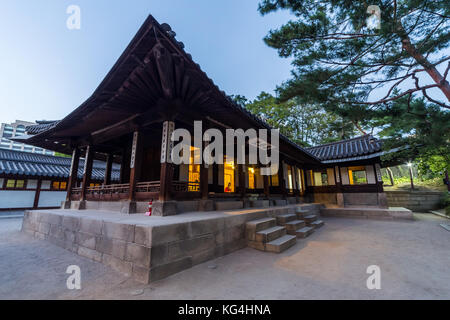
[26, 121, 59, 135]
[306, 135, 382, 161]
[0, 149, 120, 181]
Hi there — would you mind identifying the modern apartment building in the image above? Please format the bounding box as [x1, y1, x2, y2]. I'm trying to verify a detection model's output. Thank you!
[0, 120, 55, 155]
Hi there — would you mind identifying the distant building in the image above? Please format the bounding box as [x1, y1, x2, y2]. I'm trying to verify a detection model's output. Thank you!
[0, 120, 55, 155]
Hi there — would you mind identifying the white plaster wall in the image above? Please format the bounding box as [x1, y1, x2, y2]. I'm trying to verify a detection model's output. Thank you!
[0, 190, 35, 208]
[340, 167, 350, 185]
[365, 165, 376, 184]
[38, 191, 66, 208]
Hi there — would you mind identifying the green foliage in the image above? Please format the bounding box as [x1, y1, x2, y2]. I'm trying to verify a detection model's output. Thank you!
[54, 152, 71, 158]
[258, 0, 450, 124]
[375, 97, 450, 173]
[244, 92, 357, 146]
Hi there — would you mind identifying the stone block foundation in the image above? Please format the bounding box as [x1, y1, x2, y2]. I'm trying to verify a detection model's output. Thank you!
[22, 203, 323, 284]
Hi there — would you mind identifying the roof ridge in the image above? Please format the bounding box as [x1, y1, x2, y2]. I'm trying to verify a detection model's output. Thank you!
[307, 135, 374, 150]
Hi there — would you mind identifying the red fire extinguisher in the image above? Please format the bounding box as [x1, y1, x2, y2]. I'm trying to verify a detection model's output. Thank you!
[146, 200, 153, 216]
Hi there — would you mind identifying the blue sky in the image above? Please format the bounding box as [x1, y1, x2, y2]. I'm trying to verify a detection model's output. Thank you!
[1, 1, 447, 125]
[0, 0, 294, 123]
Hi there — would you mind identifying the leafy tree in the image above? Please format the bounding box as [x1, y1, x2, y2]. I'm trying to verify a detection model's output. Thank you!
[259, 0, 450, 111]
[244, 92, 357, 146]
[374, 96, 450, 174]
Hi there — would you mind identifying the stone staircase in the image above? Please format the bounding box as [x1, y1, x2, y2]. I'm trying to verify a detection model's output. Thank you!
[246, 207, 325, 253]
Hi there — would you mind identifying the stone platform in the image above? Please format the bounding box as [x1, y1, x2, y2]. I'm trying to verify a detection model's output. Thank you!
[22, 203, 322, 283]
[320, 206, 413, 220]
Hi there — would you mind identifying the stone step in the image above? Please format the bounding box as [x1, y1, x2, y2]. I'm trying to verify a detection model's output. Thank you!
[255, 226, 286, 243]
[295, 210, 311, 219]
[310, 220, 324, 229]
[284, 220, 306, 234]
[304, 215, 318, 223]
[265, 235, 297, 253]
[295, 226, 315, 238]
[246, 217, 276, 233]
[276, 214, 297, 225]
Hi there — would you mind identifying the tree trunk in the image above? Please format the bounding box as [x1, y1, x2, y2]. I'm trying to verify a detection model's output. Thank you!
[387, 167, 395, 186]
[399, 28, 450, 102]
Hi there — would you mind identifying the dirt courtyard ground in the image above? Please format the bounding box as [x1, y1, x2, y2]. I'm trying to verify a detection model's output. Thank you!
[0, 213, 449, 300]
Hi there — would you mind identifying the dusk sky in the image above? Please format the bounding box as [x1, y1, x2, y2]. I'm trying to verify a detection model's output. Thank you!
[1, 1, 447, 125]
[0, 0, 294, 123]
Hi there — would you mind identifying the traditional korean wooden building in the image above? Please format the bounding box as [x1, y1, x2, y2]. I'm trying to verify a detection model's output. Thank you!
[17, 15, 388, 216]
[0, 148, 120, 210]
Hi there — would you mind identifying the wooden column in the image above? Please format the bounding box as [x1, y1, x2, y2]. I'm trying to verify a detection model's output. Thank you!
[238, 164, 246, 198]
[212, 164, 219, 192]
[279, 161, 287, 198]
[335, 166, 344, 207]
[66, 147, 80, 201]
[159, 121, 175, 201]
[80, 145, 94, 202]
[104, 153, 113, 186]
[33, 179, 42, 209]
[263, 173, 270, 199]
[128, 131, 143, 201]
[200, 164, 209, 200]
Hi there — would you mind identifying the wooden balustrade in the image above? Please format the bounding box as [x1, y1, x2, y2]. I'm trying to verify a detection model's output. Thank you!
[172, 181, 200, 193]
[70, 180, 201, 201]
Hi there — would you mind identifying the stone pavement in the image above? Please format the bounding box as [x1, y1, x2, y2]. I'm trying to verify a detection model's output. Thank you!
[1, 213, 449, 299]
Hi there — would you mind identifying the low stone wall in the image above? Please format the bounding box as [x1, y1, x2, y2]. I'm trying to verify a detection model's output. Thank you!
[22, 203, 322, 283]
[386, 191, 445, 212]
[321, 207, 413, 220]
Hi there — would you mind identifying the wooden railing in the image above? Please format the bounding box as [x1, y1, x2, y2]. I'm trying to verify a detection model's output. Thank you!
[136, 181, 160, 193]
[172, 181, 200, 193]
[71, 180, 201, 201]
[85, 183, 130, 195]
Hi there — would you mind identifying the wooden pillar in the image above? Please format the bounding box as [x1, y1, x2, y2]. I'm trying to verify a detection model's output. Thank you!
[33, 179, 42, 209]
[200, 164, 209, 200]
[263, 173, 270, 199]
[212, 164, 219, 192]
[238, 164, 246, 198]
[159, 121, 175, 201]
[279, 161, 287, 198]
[104, 153, 113, 186]
[128, 131, 143, 201]
[66, 147, 80, 201]
[335, 166, 344, 207]
[80, 145, 94, 201]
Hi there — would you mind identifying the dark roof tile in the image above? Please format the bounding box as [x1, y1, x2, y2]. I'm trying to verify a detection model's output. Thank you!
[306, 135, 382, 162]
[0, 149, 120, 181]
